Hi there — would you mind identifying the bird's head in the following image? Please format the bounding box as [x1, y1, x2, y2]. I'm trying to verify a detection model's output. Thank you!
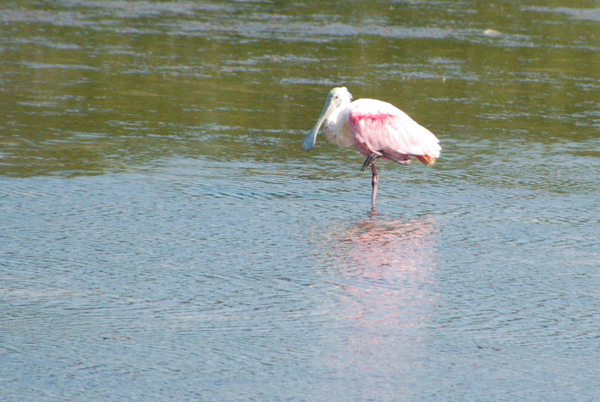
[302, 87, 353, 151]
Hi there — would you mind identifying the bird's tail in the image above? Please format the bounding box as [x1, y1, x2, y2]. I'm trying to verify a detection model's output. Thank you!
[416, 155, 436, 165]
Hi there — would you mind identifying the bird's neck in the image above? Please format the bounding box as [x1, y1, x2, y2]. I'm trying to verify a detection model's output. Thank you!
[324, 104, 354, 148]
[325, 104, 350, 133]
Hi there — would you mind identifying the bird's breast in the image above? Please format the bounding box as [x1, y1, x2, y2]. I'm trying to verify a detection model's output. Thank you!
[324, 114, 355, 148]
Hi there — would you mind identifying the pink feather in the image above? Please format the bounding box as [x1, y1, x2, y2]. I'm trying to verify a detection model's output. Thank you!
[348, 99, 441, 164]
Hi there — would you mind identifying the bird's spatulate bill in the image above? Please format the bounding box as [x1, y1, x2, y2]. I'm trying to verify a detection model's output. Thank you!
[302, 96, 337, 151]
[301, 122, 320, 151]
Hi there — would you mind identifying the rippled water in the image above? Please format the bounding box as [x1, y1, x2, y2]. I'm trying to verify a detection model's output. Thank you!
[1, 1, 600, 400]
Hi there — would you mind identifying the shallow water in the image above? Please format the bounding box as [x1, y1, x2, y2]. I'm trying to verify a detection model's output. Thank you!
[1, 1, 600, 400]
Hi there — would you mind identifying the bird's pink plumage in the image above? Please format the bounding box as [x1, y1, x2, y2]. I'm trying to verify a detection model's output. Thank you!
[348, 99, 440, 160]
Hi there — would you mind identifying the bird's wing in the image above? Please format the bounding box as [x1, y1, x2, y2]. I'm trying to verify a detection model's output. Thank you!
[348, 99, 441, 159]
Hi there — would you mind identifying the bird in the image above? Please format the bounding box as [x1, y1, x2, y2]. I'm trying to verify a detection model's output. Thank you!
[302, 87, 441, 209]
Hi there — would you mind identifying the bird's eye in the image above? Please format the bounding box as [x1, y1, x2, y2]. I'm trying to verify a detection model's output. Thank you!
[334, 95, 339, 99]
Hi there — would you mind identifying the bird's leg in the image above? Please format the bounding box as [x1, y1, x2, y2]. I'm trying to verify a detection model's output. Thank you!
[360, 153, 382, 172]
[371, 164, 378, 209]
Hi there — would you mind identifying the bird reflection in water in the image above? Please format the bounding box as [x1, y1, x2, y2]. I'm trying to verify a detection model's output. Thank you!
[325, 215, 438, 376]
[335, 215, 437, 282]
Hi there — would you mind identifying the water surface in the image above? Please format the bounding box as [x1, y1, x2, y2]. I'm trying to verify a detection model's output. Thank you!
[1, 1, 599, 400]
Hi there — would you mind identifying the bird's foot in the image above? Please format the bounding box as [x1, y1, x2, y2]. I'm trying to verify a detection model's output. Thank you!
[360, 153, 382, 172]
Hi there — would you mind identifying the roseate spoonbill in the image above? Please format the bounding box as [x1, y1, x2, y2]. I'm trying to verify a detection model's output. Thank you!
[302, 87, 441, 208]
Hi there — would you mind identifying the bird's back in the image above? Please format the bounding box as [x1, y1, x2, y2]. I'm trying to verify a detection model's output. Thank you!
[348, 99, 441, 163]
